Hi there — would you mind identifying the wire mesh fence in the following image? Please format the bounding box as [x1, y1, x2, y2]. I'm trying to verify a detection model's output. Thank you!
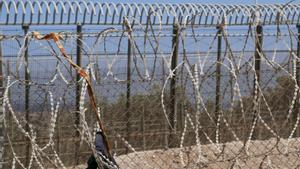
[1, 4, 300, 169]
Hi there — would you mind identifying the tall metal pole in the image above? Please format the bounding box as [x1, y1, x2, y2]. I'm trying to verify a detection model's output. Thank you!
[75, 23, 82, 165]
[253, 24, 263, 139]
[162, 57, 169, 149]
[6, 60, 12, 149]
[215, 26, 222, 143]
[126, 36, 132, 153]
[141, 103, 145, 150]
[296, 24, 300, 137]
[22, 24, 30, 168]
[169, 24, 179, 148]
[254, 25, 262, 97]
[0, 32, 4, 169]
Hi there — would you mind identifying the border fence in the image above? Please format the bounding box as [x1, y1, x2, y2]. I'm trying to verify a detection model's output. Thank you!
[1, 1, 300, 169]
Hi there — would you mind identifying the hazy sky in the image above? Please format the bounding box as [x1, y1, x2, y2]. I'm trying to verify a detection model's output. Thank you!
[96, 0, 297, 4]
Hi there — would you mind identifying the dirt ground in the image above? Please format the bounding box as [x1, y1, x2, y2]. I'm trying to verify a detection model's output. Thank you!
[72, 137, 300, 169]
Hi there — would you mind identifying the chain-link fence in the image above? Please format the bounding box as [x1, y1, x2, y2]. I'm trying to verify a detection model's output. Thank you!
[1, 24, 300, 169]
[1, 1, 300, 169]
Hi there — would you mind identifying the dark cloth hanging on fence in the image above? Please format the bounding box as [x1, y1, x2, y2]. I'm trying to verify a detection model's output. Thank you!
[86, 131, 118, 169]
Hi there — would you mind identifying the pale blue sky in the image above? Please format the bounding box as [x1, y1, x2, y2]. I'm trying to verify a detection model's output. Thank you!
[97, 0, 297, 4]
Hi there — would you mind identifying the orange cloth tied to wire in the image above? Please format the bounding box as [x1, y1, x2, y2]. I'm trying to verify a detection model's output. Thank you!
[32, 31, 112, 156]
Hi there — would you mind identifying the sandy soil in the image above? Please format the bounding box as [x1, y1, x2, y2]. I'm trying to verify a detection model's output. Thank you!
[71, 137, 300, 169]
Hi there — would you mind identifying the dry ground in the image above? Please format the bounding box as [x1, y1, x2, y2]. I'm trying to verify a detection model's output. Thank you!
[71, 137, 300, 169]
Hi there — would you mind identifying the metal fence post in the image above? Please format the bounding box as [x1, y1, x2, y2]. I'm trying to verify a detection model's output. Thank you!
[75, 23, 82, 165]
[254, 25, 263, 95]
[0, 33, 4, 169]
[22, 24, 30, 167]
[253, 24, 263, 139]
[169, 24, 179, 147]
[215, 26, 222, 143]
[126, 37, 132, 153]
[162, 57, 169, 149]
[296, 24, 300, 137]
[141, 102, 145, 150]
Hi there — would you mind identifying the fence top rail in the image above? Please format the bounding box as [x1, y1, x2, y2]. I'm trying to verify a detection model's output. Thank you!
[0, 1, 300, 26]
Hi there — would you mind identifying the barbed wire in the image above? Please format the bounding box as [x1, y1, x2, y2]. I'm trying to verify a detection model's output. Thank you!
[1, 8, 300, 169]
